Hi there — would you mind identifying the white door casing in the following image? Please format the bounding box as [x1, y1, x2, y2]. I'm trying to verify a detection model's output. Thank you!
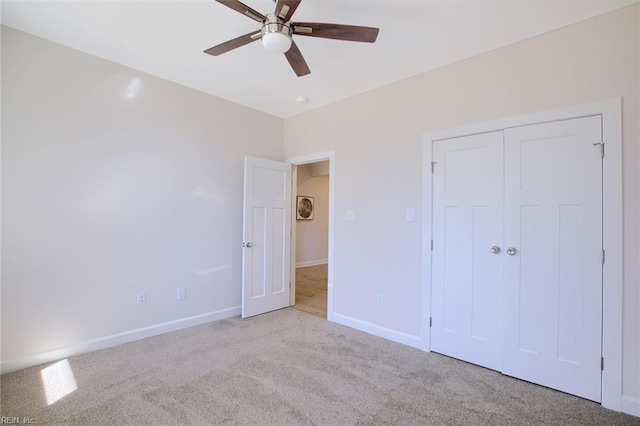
[502, 116, 603, 402]
[431, 131, 504, 371]
[287, 151, 336, 321]
[242, 156, 292, 318]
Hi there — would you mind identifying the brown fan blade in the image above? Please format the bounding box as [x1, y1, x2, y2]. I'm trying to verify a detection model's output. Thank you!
[215, 0, 266, 23]
[293, 22, 379, 43]
[284, 41, 310, 77]
[275, 0, 301, 22]
[204, 31, 261, 56]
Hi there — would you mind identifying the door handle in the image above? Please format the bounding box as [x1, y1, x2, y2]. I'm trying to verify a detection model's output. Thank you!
[244, 242, 253, 248]
[507, 247, 517, 256]
[490, 246, 501, 254]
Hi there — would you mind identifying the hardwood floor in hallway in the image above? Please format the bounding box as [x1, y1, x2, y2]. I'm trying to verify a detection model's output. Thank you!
[293, 264, 327, 318]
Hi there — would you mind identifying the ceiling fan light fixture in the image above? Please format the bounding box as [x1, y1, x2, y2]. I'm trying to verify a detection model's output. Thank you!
[262, 31, 292, 53]
[261, 13, 292, 54]
[206, 1, 380, 77]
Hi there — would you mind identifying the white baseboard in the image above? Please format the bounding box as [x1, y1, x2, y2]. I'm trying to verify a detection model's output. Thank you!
[0, 306, 241, 374]
[295, 259, 328, 268]
[622, 395, 640, 417]
[331, 312, 426, 351]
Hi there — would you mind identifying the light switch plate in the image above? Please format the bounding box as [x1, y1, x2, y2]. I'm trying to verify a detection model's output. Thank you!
[406, 208, 415, 222]
[177, 287, 186, 301]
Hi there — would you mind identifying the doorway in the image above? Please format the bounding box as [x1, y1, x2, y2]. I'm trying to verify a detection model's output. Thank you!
[287, 152, 335, 320]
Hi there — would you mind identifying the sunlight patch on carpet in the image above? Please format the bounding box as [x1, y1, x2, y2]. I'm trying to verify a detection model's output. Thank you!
[41, 359, 78, 405]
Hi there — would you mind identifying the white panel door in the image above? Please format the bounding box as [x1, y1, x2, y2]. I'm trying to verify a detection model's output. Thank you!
[242, 156, 292, 318]
[431, 131, 504, 371]
[502, 116, 603, 401]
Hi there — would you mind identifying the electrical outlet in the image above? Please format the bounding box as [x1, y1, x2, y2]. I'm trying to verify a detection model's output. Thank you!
[345, 209, 356, 221]
[137, 292, 146, 305]
[177, 287, 186, 301]
[376, 293, 383, 306]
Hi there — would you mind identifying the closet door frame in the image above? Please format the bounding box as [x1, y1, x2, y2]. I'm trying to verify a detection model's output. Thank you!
[421, 97, 622, 411]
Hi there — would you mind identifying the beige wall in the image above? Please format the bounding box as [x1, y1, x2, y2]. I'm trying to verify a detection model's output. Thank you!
[295, 164, 329, 267]
[1, 27, 284, 365]
[284, 5, 640, 407]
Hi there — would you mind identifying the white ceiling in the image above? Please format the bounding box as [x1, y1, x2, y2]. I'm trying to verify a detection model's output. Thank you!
[2, 0, 637, 118]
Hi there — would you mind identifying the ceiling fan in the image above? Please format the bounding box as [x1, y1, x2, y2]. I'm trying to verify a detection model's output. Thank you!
[204, 0, 380, 77]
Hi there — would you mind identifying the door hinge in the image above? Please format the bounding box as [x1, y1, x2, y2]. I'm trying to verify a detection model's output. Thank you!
[429, 317, 432, 328]
[593, 142, 604, 158]
[431, 161, 437, 174]
[602, 250, 605, 265]
[601, 357, 604, 371]
[431, 240, 434, 250]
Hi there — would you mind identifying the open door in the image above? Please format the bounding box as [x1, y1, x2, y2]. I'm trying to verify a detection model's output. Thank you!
[242, 156, 292, 318]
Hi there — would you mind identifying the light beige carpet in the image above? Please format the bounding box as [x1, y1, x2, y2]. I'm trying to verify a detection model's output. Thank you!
[1, 308, 638, 425]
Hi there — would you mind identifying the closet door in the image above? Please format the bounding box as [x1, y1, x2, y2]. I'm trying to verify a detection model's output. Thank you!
[431, 131, 504, 371]
[502, 116, 603, 402]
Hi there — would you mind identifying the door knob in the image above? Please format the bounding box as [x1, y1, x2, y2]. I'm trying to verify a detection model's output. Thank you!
[243, 242, 253, 248]
[490, 246, 501, 254]
[507, 247, 517, 256]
